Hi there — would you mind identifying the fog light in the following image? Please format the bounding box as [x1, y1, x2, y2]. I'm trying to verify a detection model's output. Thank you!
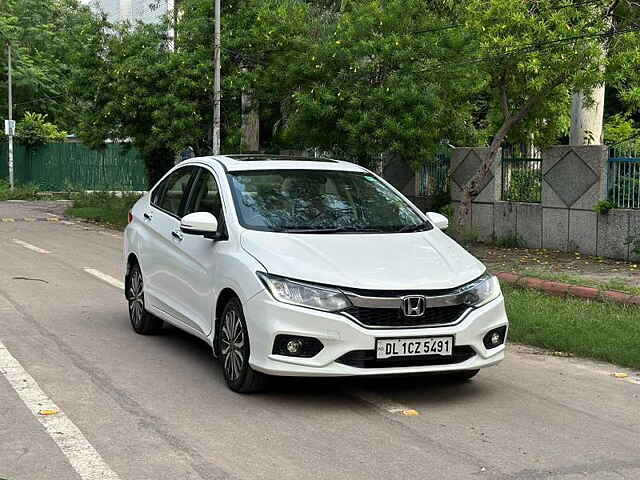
[273, 334, 324, 358]
[483, 326, 507, 349]
[286, 340, 303, 354]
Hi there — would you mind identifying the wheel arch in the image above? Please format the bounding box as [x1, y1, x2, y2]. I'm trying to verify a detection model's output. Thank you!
[213, 287, 240, 355]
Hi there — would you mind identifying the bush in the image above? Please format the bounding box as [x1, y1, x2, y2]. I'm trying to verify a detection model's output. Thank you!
[593, 200, 617, 215]
[0, 179, 40, 200]
[65, 192, 142, 230]
[495, 233, 524, 248]
[16, 112, 67, 147]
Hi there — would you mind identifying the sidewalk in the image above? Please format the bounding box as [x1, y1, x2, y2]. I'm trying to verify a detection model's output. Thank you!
[466, 243, 640, 302]
[468, 243, 640, 289]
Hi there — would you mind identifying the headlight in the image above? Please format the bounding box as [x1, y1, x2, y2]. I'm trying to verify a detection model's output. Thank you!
[257, 272, 351, 312]
[462, 273, 501, 307]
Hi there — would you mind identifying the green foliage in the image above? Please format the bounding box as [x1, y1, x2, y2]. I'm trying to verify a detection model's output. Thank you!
[8, 0, 640, 186]
[604, 114, 639, 145]
[0, 179, 40, 200]
[0, 0, 100, 129]
[65, 192, 142, 230]
[16, 112, 67, 147]
[495, 234, 523, 248]
[593, 200, 618, 214]
[502, 166, 542, 203]
[284, 0, 483, 165]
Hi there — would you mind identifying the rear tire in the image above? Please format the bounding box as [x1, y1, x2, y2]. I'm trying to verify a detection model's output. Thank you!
[218, 297, 268, 393]
[447, 369, 480, 381]
[127, 263, 163, 335]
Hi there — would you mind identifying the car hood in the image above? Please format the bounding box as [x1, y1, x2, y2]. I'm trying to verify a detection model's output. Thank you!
[240, 228, 486, 291]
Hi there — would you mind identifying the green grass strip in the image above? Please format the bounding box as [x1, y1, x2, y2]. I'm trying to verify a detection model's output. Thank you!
[65, 192, 141, 230]
[503, 285, 640, 369]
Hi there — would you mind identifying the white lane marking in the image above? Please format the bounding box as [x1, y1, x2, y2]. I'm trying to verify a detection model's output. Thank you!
[12, 238, 51, 254]
[348, 389, 420, 416]
[83, 268, 124, 290]
[45, 213, 60, 218]
[0, 302, 121, 479]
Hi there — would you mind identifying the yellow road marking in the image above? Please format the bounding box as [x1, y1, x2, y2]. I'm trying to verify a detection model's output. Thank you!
[1, 218, 15, 222]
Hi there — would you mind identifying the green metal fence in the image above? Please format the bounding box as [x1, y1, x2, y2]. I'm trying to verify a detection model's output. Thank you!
[608, 137, 640, 209]
[501, 145, 542, 203]
[0, 142, 148, 191]
[417, 147, 451, 196]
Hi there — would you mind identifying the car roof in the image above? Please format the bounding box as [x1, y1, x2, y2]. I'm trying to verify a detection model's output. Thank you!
[184, 154, 368, 173]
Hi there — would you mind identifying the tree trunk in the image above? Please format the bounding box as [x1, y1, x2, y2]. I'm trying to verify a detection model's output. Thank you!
[240, 66, 259, 153]
[456, 92, 541, 231]
[569, 85, 606, 145]
[241, 91, 259, 152]
[569, 12, 609, 146]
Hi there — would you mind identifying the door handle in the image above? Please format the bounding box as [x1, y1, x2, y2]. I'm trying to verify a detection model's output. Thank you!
[171, 230, 183, 241]
[143, 212, 153, 221]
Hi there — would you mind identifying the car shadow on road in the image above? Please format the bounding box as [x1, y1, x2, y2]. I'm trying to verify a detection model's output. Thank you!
[157, 323, 492, 407]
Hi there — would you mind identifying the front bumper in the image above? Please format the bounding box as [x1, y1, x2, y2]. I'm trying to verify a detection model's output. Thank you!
[245, 290, 508, 377]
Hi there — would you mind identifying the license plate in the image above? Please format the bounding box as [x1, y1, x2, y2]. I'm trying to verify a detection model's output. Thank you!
[376, 336, 454, 359]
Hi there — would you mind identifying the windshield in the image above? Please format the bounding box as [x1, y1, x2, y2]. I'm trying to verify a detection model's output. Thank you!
[227, 170, 431, 233]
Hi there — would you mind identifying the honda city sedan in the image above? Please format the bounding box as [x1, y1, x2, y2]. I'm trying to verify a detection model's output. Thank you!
[124, 155, 508, 393]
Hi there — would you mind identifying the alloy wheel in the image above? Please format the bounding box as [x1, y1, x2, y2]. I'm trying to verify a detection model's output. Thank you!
[128, 267, 144, 328]
[220, 307, 245, 383]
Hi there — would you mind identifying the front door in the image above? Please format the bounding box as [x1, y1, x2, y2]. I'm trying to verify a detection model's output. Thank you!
[142, 165, 198, 329]
[172, 167, 227, 336]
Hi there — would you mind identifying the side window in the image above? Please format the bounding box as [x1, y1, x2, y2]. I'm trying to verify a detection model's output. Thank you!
[150, 180, 166, 206]
[186, 169, 224, 221]
[155, 167, 196, 218]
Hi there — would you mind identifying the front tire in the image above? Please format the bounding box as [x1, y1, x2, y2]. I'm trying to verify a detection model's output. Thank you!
[127, 263, 163, 335]
[219, 297, 268, 393]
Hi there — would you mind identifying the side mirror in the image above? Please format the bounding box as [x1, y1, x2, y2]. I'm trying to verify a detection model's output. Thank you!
[181, 212, 220, 239]
[427, 212, 448, 230]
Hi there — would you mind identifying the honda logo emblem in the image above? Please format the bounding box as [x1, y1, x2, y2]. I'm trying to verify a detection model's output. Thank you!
[402, 295, 426, 317]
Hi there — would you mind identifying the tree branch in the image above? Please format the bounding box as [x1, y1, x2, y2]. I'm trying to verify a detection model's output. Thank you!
[500, 77, 511, 119]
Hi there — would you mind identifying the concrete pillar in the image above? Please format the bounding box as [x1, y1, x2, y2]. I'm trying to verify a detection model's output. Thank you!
[450, 147, 501, 241]
[541, 145, 609, 254]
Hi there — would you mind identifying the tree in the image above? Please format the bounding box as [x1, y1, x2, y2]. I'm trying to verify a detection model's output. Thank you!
[452, 0, 640, 228]
[70, 18, 207, 183]
[282, 0, 483, 167]
[0, 0, 99, 129]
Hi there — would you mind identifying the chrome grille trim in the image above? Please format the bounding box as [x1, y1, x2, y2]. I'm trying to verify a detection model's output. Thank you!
[343, 289, 473, 309]
[340, 307, 473, 329]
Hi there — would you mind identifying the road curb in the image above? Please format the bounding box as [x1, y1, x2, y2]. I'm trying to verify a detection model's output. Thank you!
[496, 272, 640, 306]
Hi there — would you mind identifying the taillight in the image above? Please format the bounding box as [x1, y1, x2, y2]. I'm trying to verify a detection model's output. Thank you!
[128, 211, 133, 224]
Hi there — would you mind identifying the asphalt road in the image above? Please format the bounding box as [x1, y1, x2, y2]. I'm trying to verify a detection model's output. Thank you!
[1, 200, 639, 480]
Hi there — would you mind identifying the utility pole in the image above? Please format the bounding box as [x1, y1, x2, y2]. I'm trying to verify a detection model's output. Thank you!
[6, 41, 14, 190]
[212, 0, 221, 155]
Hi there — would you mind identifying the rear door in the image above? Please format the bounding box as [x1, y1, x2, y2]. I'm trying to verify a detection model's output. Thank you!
[141, 165, 197, 323]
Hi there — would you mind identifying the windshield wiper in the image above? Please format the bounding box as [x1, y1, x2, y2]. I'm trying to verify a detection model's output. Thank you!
[397, 223, 431, 233]
[277, 226, 386, 234]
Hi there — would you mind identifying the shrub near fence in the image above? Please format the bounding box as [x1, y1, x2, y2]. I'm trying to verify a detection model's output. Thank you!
[501, 145, 542, 203]
[0, 142, 148, 191]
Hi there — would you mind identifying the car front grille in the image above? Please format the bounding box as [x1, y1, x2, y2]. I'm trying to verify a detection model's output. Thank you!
[342, 304, 469, 328]
[336, 345, 476, 368]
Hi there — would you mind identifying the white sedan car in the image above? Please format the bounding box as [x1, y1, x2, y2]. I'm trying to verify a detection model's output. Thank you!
[124, 155, 508, 393]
